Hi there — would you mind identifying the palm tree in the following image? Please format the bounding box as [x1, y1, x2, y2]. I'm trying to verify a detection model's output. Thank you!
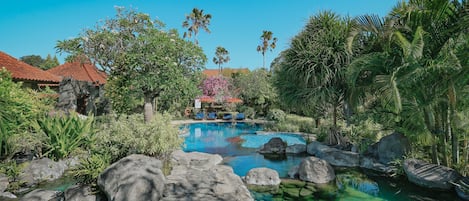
[347, 0, 469, 166]
[213, 46, 230, 73]
[182, 8, 212, 45]
[256, 30, 277, 69]
[275, 11, 351, 145]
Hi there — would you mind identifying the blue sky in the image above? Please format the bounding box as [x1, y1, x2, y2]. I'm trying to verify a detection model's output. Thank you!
[0, 0, 399, 70]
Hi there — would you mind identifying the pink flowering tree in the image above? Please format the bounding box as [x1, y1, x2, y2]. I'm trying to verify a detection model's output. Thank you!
[200, 75, 233, 103]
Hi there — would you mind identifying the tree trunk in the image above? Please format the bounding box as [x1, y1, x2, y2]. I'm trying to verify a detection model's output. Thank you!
[144, 95, 154, 124]
[448, 83, 459, 164]
[263, 52, 266, 69]
[315, 118, 320, 128]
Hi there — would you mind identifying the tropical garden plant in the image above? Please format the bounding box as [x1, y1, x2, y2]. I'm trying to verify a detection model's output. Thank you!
[213, 46, 230, 73]
[33, 112, 95, 160]
[274, 11, 352, 146]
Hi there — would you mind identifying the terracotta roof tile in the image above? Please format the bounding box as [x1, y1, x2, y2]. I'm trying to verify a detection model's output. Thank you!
[47, 59, 107, 85]
[0, 51, 61, 83]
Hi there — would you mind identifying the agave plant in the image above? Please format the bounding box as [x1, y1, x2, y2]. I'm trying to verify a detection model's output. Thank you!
[33, 112, 95, 160]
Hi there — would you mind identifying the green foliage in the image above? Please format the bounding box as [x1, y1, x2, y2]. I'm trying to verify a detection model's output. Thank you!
[265, 113, 317, 136]
[93, 113, 183, 162]
[19, 54, 59, 70]
[0, 160, 22, 181]
[233, 69, 278, 116]
[345, 118, 385, 153]
[33, 113, 95, 160]
[71, 153, 110, 185]
[266, 109, 286, 122]
[0, 68, 46, 158]
[56, 7, 206, 122]
[238, 106, 256, 119]
[274, 11, 351, 131]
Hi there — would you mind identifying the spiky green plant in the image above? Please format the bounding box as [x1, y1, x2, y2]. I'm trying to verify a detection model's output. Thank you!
[33, 112, 95, 160]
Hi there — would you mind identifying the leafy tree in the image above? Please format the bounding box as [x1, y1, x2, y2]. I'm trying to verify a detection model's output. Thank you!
[56, 8, 206, 123]
[256, 30, 277, 69]
[182, 8, 212, 45]
[275, 11, 351, 145]
[213, 46, 230, 73]
[19, 55, 44, 68]
[234, 69, 278, 116]
[41, 54, 60, 70]
[19, 54, 60, 70]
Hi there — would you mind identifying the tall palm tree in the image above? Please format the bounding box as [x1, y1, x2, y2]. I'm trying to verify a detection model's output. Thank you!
[256, 30, 277, 69]
[213, 46, 230, 73]
[275, 11, 351, 145]
[182, 8, 212, 45]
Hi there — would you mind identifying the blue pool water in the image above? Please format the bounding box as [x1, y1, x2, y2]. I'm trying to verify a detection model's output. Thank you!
[181, 122, 307, 177]
[181, 122, 462, 201]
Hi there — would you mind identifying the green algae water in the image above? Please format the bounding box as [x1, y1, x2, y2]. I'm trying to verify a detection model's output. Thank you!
[182, 122, 462, 201]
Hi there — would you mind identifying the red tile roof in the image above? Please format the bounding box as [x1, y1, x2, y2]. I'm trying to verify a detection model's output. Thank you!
[47, 59, 107, 85]
[0, 51, 61, 83]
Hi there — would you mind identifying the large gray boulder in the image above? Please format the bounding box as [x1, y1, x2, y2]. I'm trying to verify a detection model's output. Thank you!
[376, 133, 411, 164]
[0, 174, 8, 193]
[245, 167, 281, 186]
[403, 159, 461, 190]
[360, 157, 396, 174]
[298, 157, 335, 184]
[286, 144, 306, 154]
[307, 141, 359, 167]
[170, 150, 223, 170]
[18, 158, 68, 186]
[98, 154, 165, 201]
[163, 151, 253, 201]
[20, 189, 61, 201]
[259, 137, 287, 154]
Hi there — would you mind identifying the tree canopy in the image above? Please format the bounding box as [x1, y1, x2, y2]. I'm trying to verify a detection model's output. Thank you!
[56, 7, 206, 123]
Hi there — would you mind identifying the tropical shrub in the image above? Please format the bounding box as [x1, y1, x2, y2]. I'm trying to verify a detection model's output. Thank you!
[266, 109, 286, 122]
[94, 113, 183, 162]
[233, 69, 278, 116]
[33, 112, 95, 160]
[0, 68, 47, 159]
[70, 153, 111, 185]
[238, 106, 256, 119]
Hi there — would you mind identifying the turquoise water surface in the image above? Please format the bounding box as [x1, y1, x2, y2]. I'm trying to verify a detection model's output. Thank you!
[181, 122, 462, 201]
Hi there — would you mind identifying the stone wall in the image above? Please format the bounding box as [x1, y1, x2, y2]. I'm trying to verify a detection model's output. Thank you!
[56, 77, 110, 115]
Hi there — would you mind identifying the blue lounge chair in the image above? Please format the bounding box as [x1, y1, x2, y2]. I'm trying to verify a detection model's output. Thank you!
[194, 112, 204, 120]
[236, 113, 245, 120]
[223, 113, 232, 120]
[207, 112, 217, 120]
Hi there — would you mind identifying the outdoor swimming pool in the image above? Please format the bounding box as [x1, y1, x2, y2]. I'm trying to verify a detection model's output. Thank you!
[180, 122, 462, 201]
[181, 122, 306, 177]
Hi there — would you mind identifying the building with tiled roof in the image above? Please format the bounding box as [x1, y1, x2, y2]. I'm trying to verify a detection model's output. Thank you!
[202, 68, 250, 78]
[47, 58, 107, 85]
[0, 51, 61, 88]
